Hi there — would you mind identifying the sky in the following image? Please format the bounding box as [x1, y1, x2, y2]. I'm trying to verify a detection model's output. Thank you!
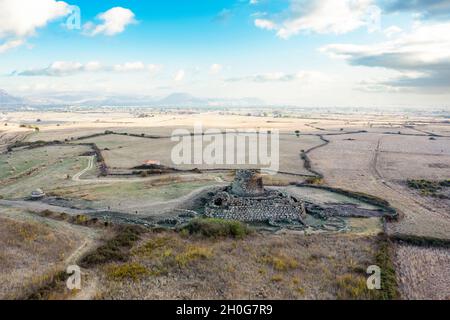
[0, 0, 450, 108]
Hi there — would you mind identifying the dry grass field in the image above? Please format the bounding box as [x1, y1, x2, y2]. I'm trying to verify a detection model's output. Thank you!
[309, 132, 450, 240]
[76, 132, 319, 175]
[1, 110, 449, 300]
[0, 208, 101, 299]
[394, 243, 450, 300]
[94, 230, 382, 300]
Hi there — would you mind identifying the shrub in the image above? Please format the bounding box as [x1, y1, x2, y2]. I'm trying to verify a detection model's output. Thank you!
[80, 226, 145, 267]
[406, 179, 450, 197]
[74, 215, 89, 224]
[26, 270, 69, 300]
[40, 210, 56, 217]
[374, 236, 400, 300]
[182, 218, 251, 239]
[260, 253, 299, 271]
[175, 245, 213, 267]
[336, 274, 371, 300]
[271, 274, 283, 282]
[140, 171, 149, 178]
[106, 262, 149, 281]
[305, 177, 323, 185]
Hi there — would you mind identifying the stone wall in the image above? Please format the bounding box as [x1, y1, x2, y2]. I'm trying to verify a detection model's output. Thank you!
[205, 169, 306, 223]
[205, 190, 306, 223]
[205, 204, 303, 222]
[231, 170, 265, 197]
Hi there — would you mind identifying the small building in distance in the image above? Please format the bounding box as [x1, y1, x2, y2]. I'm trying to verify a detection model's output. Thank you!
[143, 160, 161, 166]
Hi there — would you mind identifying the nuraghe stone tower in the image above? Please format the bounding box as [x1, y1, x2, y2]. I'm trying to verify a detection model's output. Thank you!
[205, 170, 306, 223]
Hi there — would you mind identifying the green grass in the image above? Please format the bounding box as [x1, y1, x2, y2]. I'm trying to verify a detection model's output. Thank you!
[0, 151, 46, 180]
[373, 236, 400, 300]
[390, 234, 450, 248]
[181, 218, 251, 239]
[334, 235, 399, 300]
[0, 146, 90, 198]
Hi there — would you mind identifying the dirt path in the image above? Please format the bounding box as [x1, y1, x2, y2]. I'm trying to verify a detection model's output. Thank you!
[72, 156, 95, 182]
[0, 199, 95, 215]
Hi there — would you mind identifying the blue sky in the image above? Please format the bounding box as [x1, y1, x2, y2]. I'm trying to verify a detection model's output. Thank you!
[1, 0, 450, 107]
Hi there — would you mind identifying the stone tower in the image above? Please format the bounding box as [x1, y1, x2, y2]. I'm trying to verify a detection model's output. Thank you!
[231, 170, 265, 197]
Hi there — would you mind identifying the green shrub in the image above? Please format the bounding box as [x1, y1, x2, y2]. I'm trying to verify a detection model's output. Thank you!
[182, 218, 251, 239]
[175, 245, 213, 267]
[406, 179, 450, 197]
[81, 226, 145, 267]
[106, 262, 149, 281]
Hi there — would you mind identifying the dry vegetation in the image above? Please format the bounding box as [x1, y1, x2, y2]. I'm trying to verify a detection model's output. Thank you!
[89, 227, 389, 300]
[1, 111, 449, 300]
[0, 209, 99, 299]
[393, 243, 450, 300]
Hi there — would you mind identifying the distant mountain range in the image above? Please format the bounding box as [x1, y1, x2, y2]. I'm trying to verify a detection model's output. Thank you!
[0, 89, 266, 109]
[0, 89, 24, 107]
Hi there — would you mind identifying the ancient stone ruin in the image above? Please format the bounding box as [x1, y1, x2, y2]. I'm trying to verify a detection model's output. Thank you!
[205, 170, 306, 223]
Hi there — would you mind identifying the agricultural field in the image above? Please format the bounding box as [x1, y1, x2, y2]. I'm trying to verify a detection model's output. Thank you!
[309, 131, 450, 240]
[0, 145, 91, 198]
[1, 111, 449, 301]
[74, 131, 320, 175]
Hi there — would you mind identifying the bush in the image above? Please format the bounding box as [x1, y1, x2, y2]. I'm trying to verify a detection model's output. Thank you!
[175, 245, 213, 267]
[374, 236, 400, 300]
[336, 274, 372, 300]
[261, 253, 299, 271]
[80, 226, 145, 267]
[182, 218, 251, 239]
[407, 179, 450, 197]
[140, 171, 149, 178]
[106, 262, 149, 281]
[305, 177, 323, 185]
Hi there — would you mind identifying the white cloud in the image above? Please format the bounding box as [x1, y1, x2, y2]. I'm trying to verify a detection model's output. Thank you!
[174, 69, 185, 82]
[254, 0, 380, 39]
[86, 7, 136, 36]
[209, 64, 223, 74]
[14, 61, 161, 76]
[254, 19, 277, 31]
[83, 61, 102, 72]
[321, 22, 450, 90]
[0, 38, 24, 53]
[0, 0, 71, 38]
[0, 0, 72, 53]
[113, 61, 145, 72]
[226, 70, 330, 83]
[383, 25, 403, 38]
[249, 0, 259, 5]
